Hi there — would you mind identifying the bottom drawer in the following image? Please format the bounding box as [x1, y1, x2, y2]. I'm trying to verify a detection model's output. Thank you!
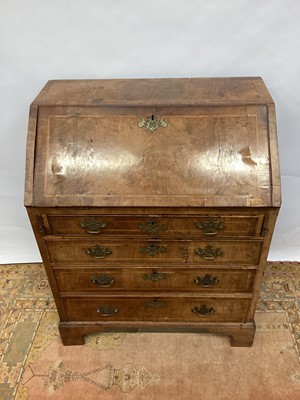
[63, 296, 251, 323]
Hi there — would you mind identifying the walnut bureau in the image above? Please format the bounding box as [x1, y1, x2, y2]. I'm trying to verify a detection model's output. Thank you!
[25, 77, 281, 346]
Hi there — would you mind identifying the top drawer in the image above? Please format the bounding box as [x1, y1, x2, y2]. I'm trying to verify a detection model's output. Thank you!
[43, 214, 264, 238]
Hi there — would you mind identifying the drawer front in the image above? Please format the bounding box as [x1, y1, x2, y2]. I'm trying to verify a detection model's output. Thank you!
[63, 296, 251, 323]
[46, 239, 262, 265]
[45, 214, 262, 238]
[55, 268, 256, 293]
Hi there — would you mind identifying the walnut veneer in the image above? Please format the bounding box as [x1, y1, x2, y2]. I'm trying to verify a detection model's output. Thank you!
[25, 78, 281, 346]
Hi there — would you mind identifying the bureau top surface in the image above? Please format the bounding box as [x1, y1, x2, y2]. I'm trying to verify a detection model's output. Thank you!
[32, 77, 274, 107]
[25, 78, 281, 208]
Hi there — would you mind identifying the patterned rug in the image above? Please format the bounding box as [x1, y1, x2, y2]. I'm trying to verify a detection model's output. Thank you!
[1, 262, 300, 400]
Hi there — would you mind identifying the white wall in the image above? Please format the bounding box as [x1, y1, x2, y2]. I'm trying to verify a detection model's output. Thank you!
[1, 0, 300, 263]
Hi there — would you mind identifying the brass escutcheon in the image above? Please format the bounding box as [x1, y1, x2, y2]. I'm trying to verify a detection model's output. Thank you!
[143, 270, 167, 282]
[139, 243, 166, 257]
[139, 220, 167, 234]
[144, 298, 166, 309]
[138, 114, 168, 133]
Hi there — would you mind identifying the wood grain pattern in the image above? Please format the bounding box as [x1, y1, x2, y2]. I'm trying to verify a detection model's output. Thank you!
[246, 209, 280, 320]
[58, 321, 256, 347]
[45, 213, 263, 238]
[26, 207, 67, 319]
[54, 267, 256, 293]
[267, 104, 281, 207]
[24, 105, 38, 206]
[45, 238, 262, 265]
[31, 77, 274, 107]
[25, 78, 281, 347]
[63, 295, 251, 323]
[32, 105, 272, 207]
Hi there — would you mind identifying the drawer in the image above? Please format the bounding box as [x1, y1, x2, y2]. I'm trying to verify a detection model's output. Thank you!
[55, 267, 256, 293]
[46, 239, 262, 265]
[44, 214, 263, 238]
[63, 295, 251, 323]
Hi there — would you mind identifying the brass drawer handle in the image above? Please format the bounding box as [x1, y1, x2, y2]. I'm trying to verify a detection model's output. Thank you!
[80, 217, 107, 234]
[86, 244, 112, 259]
[143, 270, 167, 282]
[196, 218, 224, 235]
[96, 305, 118, 316]
[138, 114, 168, 133]
[139, 243, 166, 257]
[144, 298, 166, 309]
[192, 305, 215, 316]
[195, 245, 223, 260]
[194, 274, 219, 288]
[91, 274, 115, 287]
[139, 220, 167, 233]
